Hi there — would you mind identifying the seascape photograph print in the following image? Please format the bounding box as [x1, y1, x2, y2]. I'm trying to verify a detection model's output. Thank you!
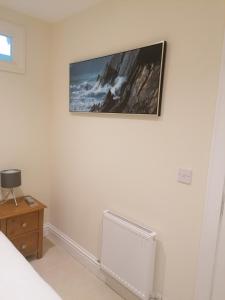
[69, 41, 166, 115]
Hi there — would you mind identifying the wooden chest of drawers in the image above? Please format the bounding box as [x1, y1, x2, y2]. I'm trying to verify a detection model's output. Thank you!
[0, 197, 46, 258]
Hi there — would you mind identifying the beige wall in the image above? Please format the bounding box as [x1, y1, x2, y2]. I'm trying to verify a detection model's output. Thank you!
[0, 6, 51, 219]
[1, 1, 224, 300]
[50, 1, 225, 300]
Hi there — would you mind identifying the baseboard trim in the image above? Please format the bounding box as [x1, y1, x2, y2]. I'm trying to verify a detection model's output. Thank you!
[43, 223, 105, 281]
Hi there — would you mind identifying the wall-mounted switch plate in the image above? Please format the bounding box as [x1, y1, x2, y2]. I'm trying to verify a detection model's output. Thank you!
[177, 168, 192, 184]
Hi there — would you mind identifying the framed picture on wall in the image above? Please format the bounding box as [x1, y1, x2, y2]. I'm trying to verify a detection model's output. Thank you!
[69, 41, 166, 116]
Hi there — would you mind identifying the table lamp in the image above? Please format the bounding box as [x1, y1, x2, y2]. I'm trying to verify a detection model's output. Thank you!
[0, 169, 21, 206]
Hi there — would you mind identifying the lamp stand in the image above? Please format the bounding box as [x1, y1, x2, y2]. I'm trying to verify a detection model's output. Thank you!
[0, 188, 18, 206]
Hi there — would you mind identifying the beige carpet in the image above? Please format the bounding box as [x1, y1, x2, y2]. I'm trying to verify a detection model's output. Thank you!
[30, 238, 123, 300]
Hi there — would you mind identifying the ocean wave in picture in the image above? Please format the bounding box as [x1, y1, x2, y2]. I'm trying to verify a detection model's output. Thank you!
[70, 76, 127, 112]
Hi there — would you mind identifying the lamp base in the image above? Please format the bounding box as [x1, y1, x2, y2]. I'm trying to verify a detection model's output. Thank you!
[0, 188, 18, 206]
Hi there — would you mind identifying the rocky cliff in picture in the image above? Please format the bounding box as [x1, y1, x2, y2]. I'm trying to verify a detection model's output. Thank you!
[69, 41, 166, 115]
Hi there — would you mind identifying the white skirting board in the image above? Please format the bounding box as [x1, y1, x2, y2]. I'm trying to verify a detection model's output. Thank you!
[43, 223, 103, 280]
[43, 223, 163, 300]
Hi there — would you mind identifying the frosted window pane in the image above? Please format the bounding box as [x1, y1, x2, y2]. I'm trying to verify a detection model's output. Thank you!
[0, 34, 13, 62]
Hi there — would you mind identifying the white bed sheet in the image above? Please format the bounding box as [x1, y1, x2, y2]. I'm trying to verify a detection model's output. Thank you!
[0, 232, 62, 300]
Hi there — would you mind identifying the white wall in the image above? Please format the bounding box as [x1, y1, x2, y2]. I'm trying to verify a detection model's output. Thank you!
[0, 6, 51, 219]
[50, 1, 225, 300]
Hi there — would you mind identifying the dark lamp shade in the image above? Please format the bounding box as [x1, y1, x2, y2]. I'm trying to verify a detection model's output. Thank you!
[1, 169, 21, 188]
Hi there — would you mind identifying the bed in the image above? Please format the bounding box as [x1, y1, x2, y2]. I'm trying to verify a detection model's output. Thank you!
[0, 232, 61, 300]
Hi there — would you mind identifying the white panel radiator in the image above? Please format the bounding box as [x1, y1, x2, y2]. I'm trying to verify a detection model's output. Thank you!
[100, 211, 156, 300]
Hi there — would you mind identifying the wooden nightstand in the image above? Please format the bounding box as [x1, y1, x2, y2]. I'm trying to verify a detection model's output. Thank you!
[0, 196, 46, 258]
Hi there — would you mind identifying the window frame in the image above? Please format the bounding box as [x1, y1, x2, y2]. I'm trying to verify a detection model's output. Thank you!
[0, 20, 25, 74]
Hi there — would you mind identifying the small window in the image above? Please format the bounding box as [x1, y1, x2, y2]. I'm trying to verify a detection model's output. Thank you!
[0, 20, 25, 73]
[0, 34, 13, 62]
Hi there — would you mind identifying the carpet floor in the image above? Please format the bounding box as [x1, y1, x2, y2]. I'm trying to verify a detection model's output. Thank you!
[30, 238, 123, 300]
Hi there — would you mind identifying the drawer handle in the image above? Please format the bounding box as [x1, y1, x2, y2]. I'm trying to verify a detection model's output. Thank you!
[21, 222, 27, 228]
[21, 244, 27, 250]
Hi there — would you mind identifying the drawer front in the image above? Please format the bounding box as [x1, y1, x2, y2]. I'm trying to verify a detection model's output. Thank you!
[10, 231, 38, 257]
[7, 212, 38, 237]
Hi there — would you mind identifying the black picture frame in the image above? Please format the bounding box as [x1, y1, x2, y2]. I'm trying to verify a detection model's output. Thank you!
[69, 41, 166, 116]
